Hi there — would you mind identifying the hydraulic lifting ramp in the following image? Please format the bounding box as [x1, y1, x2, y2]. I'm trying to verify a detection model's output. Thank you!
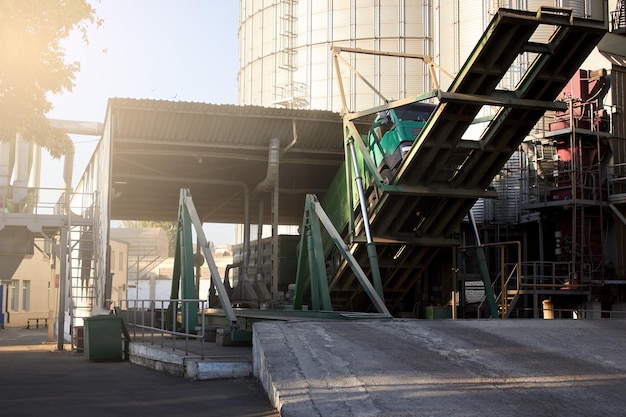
[324, 7, 607, 314]
[168, 189, 250, 341]
[170, 189, 393, 332]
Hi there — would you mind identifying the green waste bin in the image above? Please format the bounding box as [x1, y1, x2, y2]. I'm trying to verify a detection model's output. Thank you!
[84, 315, 122, 361]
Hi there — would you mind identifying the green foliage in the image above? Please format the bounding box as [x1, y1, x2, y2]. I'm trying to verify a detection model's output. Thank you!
[0, 0, 101, 158]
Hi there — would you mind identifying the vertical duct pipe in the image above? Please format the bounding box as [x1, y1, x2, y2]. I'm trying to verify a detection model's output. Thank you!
[11, 134, 29, 204]
[0, 141, 10, 204]
[28, 143, 41, 205]
[252, 138, 281, 197]
[62, 147, 75, 215]
[249, 137, 281, 294]
[257, 199, 264, 281]
[242, 187, 250, 281]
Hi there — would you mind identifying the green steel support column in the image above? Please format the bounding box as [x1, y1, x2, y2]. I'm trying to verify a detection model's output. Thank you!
[180, 189, 240, 333]
[166, 212, 183, 329]
[308, 202, 332, 310]
[476, 245, 498, 318]
[306, 226, 320, 310]
[180, 206, 199, 331]
[167, 193, 199, 332]
[469, 210, 499, 319]
[293, 197, 333, 311]
[292, 211, 310, 310]
[292, 195, 390, 315]
[365, 242, 383, 298]
[310, 195, 390, 316]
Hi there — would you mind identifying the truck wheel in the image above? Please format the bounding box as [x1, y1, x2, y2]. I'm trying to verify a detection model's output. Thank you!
[380, 167, 393, 183]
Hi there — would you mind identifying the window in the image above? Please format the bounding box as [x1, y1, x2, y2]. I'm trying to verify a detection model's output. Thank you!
[9, 280, 18, 311]
[119, 252, 124, 271]
[22, 280, 30, 311]
[111, 250, 116, 270]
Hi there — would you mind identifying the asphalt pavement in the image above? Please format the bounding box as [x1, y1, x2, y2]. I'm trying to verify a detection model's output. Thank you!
[0, 327, 278, 417]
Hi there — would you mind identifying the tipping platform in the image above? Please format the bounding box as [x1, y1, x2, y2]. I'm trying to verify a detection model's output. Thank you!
[330, 8, 607, 312]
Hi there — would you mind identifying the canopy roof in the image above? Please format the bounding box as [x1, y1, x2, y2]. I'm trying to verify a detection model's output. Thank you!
[108, 99, 374, 225]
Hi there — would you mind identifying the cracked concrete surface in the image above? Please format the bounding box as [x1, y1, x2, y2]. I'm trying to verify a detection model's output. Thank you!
[254, 319, 626, 417]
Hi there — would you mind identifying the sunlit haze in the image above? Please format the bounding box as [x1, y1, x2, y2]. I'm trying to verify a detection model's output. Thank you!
[46, 0, 240, 244]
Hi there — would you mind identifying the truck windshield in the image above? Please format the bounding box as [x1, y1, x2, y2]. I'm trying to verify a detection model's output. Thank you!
[394, 103, 434, 122]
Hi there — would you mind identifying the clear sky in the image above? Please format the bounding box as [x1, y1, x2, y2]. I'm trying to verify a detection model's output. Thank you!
[49, 0, 239, 122]
[46, 0, 241, 244]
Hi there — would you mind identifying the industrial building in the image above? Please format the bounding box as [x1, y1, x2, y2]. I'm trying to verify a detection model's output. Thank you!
[0, 1, 625, 352]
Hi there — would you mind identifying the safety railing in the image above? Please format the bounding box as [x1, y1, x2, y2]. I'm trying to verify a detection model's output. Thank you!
[515, 306, 626, 319]
[111, 298, 207, 359]
[519, 261, 591, 290]
[520, 168, 605, 207]
[607, 162, 626, 201]
[1, 185, 96, 217]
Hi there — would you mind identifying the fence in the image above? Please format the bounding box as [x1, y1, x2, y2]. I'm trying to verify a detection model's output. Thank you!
[111, 298, 208, 359]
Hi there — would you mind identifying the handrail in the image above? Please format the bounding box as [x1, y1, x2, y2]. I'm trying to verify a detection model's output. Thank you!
[111, 298, 207, 359]
[459, 241, 521, 318]
[0, 185, 96, 217]
[518, 260, 591, 290]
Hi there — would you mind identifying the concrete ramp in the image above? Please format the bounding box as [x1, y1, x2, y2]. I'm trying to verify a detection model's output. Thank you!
[254, 320, 626, 417]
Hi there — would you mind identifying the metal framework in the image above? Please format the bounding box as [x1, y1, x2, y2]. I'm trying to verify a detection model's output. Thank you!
[168, 189, 249, 341]
[318, 7, 607, 314]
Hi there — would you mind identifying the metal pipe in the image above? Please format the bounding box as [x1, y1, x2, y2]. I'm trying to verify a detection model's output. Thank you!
[27, 143, 41, 190]
[63, 146, 75, 215]
[57, 228, 68, 351]
[242, 188, 251, 282]
[468, 210, 499, 319]
[251, 138, 281, 198]
[272, 166, 280, 299]
[0, 141, 10, 204]
[256, 199, 264, 281]
[48, 119, 103, 136]
[595, 103, 606, 283]
[347, 139, 383, 298]
[250, 138, 281, 295]
[570, 98, 577, 279]
[11, 134, 29, 204]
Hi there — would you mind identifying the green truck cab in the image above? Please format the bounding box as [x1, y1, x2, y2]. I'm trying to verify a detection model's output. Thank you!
[321, 100, 435, 264]
[367, 101, 435, 181]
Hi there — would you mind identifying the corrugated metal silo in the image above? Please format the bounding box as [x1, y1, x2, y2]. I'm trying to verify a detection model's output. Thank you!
[434, 0, 491, 91]
[238, 0, 434, 112]
[434, 0, 602, 91]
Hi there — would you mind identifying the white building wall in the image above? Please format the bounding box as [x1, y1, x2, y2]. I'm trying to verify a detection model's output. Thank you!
[2, 239, 53, 328]
[109, 238, 128, 306]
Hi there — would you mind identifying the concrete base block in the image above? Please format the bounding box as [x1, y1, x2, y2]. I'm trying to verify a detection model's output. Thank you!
[216, 328, 232, 347]
[203, 326, 218, 342]
[216, 328, 252, 347]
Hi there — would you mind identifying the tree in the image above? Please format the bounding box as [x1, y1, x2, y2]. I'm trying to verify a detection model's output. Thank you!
[0, 0, 100, 158]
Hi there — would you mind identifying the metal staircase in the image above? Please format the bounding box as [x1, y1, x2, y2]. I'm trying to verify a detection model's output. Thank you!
[65, 201, 99, 351]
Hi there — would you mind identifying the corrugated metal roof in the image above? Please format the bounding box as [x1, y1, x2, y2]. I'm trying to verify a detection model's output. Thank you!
[108, 98, 374, 225]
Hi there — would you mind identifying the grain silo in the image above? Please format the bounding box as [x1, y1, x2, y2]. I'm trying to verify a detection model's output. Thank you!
[239, 0, 606, 111]
[238, 0, 434, 112]
[434, 0, 607, 90]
